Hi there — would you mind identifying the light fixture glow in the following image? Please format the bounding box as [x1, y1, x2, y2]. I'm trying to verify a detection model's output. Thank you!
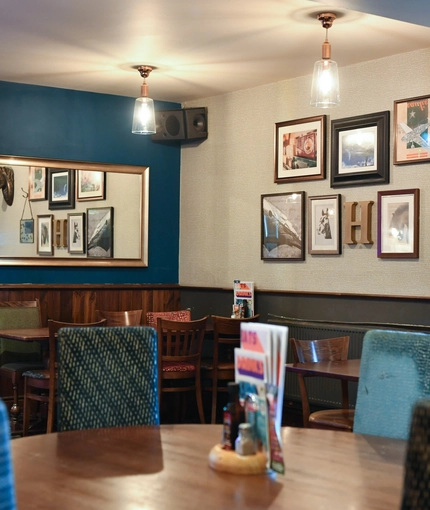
[132, 65, 156, 135]
[310, 13, 340, 108]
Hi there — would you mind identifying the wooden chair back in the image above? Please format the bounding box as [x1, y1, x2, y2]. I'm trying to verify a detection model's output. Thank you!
[146, 310, 191, 329]
[96, 309, 142, 326]
[290, 336, 353, 430]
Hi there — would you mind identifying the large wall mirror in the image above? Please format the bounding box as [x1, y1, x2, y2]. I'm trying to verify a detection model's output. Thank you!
[0, 155, 148, 267]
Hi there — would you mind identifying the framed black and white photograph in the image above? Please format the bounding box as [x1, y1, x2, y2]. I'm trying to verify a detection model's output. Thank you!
[261, 191, 305, 261]
[37, 214, 53, 255]
[274, 115, 326, 184]
[67, 212, 85, 254]
[48, 169, 75, 210]
[377, 188, 420, 259]
[28, 167, 47, 201]
[86, 206, 114, 258]
[308, 194, 341, 255]
[77, 170, 106, 201]
[331, 111, 390, 187]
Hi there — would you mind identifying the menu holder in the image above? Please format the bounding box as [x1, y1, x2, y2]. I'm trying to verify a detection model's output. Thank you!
[208, 444, 267, 475]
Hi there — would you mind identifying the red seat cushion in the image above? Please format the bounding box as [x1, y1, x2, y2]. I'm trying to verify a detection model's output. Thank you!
[162, 361, 195, 372]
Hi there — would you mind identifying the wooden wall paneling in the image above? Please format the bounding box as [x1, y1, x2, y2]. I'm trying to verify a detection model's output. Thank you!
[72, 290, 97, 323]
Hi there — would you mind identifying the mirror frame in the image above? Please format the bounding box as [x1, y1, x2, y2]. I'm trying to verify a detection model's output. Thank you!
[0, 155, 149, 267]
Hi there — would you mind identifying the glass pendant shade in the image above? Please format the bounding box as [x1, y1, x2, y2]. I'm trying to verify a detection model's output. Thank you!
[132, 96, 156, 135]
[310, 58, 340, 108]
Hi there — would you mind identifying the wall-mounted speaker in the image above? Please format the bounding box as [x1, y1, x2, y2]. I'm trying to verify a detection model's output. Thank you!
[152, 107, 208, 141]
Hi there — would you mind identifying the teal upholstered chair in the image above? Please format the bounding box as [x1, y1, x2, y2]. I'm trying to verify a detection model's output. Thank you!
[354, 329, 430, 440]
[0, 399, 17, 510]
[57, 326, 159, 431]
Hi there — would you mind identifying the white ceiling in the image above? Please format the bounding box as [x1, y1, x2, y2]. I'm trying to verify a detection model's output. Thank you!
[0, 0, 429, 104]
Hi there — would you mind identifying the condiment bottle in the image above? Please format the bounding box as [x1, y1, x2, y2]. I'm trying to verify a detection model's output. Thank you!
[235, 423, 256, 456]
[222, 382, 245, 450]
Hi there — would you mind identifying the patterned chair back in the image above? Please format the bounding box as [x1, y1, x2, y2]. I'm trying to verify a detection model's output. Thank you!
[0, 399, 17, 510]
[57, 326, 159, 431]
[146, 310, 191, 329]
[354, 329, 430, 439]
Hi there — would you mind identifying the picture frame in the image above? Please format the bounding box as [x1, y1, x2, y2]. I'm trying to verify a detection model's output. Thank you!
[274, 115, 326, 184]
[377, 188, 420, 259]
[76, 170, 106, 201]
[28, 167, 47, 201]
[48, 169, 75, 210]
[261, 191, 305, 261]
[87, 207, 114, 258]
[331, 111, 390, 187]
[67, 213, 86, 254]
[308, 194, 342, 255]
[37, 214, 53, 255]
[20, 219, 34, 244]
[393, 95, 430, 165]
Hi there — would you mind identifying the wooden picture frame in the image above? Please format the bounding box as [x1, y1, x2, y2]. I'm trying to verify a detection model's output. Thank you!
[377, 189, 420, 259]
[37, 214, 53, 255]
[394, 95, 430, 165]
[48, 169, 75, 210]
[76, 170, 106, 201]
[67, 212, 86, 254]
[87, 207, 114, 258]
[308, 194, 342, 255]
[261, 191, 305, 261]
[28, 167, 47, 201]
[331, 111, 390, 187]
[274, 115, 326, 184]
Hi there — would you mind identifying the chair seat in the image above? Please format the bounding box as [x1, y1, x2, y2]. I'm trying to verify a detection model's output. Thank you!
[201, 361, 235, 372]
[163, 361, 195, 372]
[309, 409, 355, 430]
[22, 369, 50, 380]
[1, 362, 44, 373]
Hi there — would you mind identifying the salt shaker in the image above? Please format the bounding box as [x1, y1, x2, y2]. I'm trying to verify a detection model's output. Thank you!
[235, 423, 256, 456]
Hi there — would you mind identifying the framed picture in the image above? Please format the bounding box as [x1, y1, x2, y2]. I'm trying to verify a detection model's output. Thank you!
[377, 189, 420, 259]
[87, 207, 114, 258]
[308, 194, 342, 255]
[274, 115, 326, 184]
[20, 219, 34, 244]
[37, 214, 53, 255]
[331, 111, 390, 187]
[28, 167, 47, 201]
[67, 213, 86, 254]
[261, 191, 305, 261]
[394, 95, 430, 165]
[48, 169, 75, 210]
[76, 170, 106, 201]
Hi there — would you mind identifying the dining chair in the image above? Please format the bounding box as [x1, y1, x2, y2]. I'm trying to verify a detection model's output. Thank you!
[146, 309, 191, 328]
[57, 326, 159, 431]
[96, 309, 142, 326]
[0, 399, 17, 510]
[354, 329, 430, 440]
[0, 300, 44, 429]
[156, 316, 208, 424]
[401, 399, 430, 510]
[22, 318, 106, 436]
[202, 314, 260, 424]
[290, 336, 355, 431]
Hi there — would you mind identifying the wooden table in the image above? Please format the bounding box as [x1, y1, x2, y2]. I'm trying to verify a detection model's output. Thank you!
[0, 327, 49, 342]
[285, 359, 361, 382]
[12, 424, 406, 509]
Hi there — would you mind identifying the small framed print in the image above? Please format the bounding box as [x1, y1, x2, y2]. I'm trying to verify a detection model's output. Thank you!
[28, 167, 47, 201]
[37, 215, 53, 255]
[87, 207, 114, 258]
[308, 194, 342, 255]
[274, 115, 326, 184]
[377, 189, 420, 259]
[48, 169, 75, 210]
[76, 170, 106, 201]
[394, 95, 430, 165]
[261, 191, 305, 261]
[20, 219, 34, 244]
[67, 213, 86, 254]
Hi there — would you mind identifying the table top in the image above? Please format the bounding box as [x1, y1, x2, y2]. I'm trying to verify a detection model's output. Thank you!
[12, 424, 405, 510]
[0, 327, 49, 342]
[285, 359, 361, 382]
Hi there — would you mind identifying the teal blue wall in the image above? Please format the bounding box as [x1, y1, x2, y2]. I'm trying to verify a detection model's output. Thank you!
[0, 81, 181, 284]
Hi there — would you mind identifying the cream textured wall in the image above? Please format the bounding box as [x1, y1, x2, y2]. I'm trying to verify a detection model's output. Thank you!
[180, 48, 430, 297]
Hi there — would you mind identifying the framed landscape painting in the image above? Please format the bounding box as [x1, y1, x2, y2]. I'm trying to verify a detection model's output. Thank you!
[48, 169, 75, 210]
[77, 170, 106, 201]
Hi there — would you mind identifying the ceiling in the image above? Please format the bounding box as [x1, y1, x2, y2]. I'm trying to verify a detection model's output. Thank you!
[1, 0, 429, 104]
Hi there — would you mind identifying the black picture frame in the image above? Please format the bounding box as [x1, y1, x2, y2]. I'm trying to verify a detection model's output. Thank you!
[48, 169, 75, 210]
[86, 206, 114, 258]
[331, 111, 390, 187]
[261, 191, 305, 261]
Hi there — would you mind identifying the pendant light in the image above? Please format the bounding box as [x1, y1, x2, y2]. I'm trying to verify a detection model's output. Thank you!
[310, 13, 340, 108]
[132, 65, 156, 135]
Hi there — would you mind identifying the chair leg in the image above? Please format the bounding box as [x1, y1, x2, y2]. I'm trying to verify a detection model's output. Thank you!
[46, 400, 55, 433]
[22, 380, 31, 437]
[9, 378, 21, 429]
[210, 376, 218, 424]
[195, 373, 205, 424]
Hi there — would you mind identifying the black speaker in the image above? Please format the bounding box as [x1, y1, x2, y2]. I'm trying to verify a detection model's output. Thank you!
[152, 108, 208, 141]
